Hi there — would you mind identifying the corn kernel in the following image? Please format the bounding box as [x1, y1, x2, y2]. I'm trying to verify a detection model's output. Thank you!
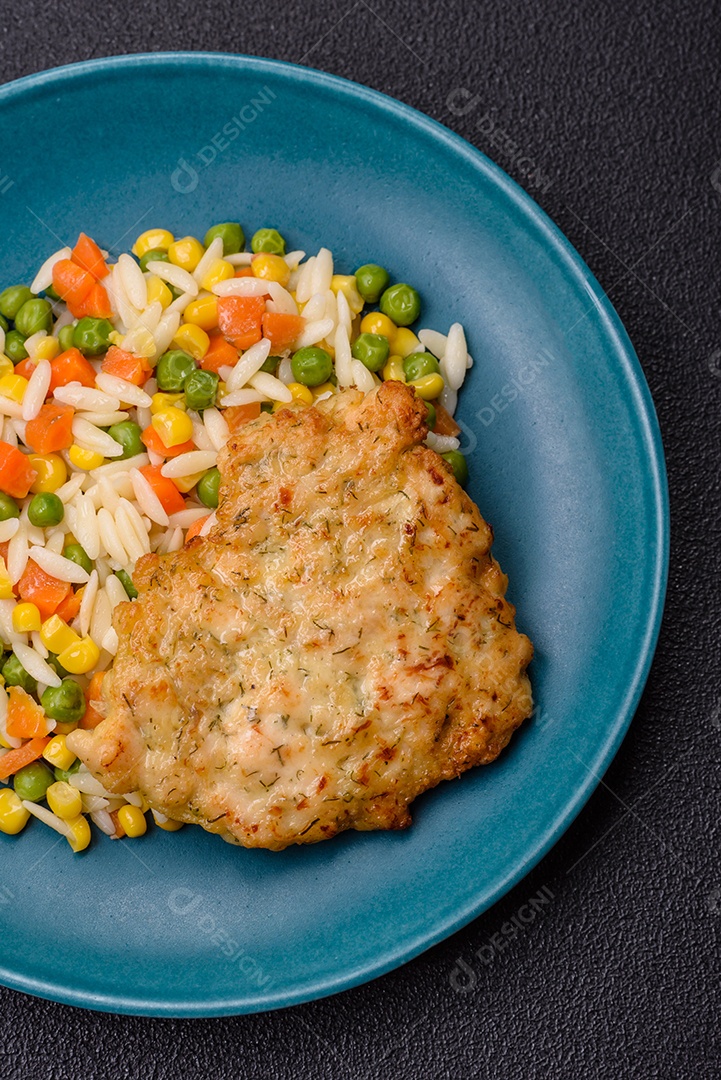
[42, 733, 77, 772]
[152, 810, 184, 831]
[200, 259, 235, 291]
[12, 602, 42, 633]
[173, 470, 206, 493]
[0, 558, 13, 600]
[382, 355, 406, 383]
[151, 392, 186, 414]
[251, 253, 290, 287]
[0, 355, 13, 378]
[312, 382, 336, 399]
[57, 636, 100, 675]
[0, 729, 11, 749]
[28, 452, 67, 493]
[68, 444, 105, 470]
[168, 236, 204, 272]
[46, 781, 83, 820]
[287, 383, 314, 405]
[65, 813, 91, 852]
[390, 328, 422, 359]
[0, 372, 28, 402]
[132, 228, 174, 258]
[184, 294, 219, 331]
[0, 789, 30, 835]
[151, 406, 194, 448]
[360, 312, 396, 339]
[331, 275, 364, 315]
[172, 323, 210, 360]
[40, 615, 80, 654]
[118, 803, 148, 838]
[410, 372, 445, 401]
[146, 275, 173, 310]
[34, 336, 60, 362]
[108, 331, 125, 347]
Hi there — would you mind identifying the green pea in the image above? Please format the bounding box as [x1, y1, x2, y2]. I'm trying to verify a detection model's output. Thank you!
[116, 569, 138, 600]
[63, 543, 92, 575]
[57, 324, 76, 352]
[139, 248, 170, 273]
[184, 368, 218, 411]
[197, 467, 221, 509]
[28, 492, 64, 528]
[156, 349, 196, 392]
[108, 420, 144, 459]
[403, 352, 439, 382]
[0, 314, 7, 333]
[5, 330, 27, 363]
[0, 285, 34, 321]
[355, 264, 390, 304]
[442, 450, 469, 487]
[0, 493, 20, 521]
[251, 228, 286, 255]
[379, 283, 421, 327]
[14, 760, 54, 803]
[204, 222, 245, 256]
[351, 332, 389, 373]
[15, 298, 53, 338]
[425, 401, 437, 430]
[73, 316, 114, 356]
[291, 346, 333, 387]
[260, 355, 280, 375]
[1, 653, 36, 694]
[54, 758, 81, 784]
[44, 284, 61, 302]
[41, 678, 86, 724]
[260, 401, 274, 413]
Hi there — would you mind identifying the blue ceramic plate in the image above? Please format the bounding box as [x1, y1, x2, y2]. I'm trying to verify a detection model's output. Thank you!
[0, 54, 667, 1016]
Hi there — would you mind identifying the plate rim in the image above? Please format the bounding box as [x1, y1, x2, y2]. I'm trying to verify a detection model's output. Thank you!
[0, 50, 669, 1016]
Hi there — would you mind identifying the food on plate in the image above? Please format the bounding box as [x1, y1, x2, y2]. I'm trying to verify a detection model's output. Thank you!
[67, 381, 533, 849]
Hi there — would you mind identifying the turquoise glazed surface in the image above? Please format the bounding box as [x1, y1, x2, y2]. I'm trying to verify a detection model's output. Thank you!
[0, 54, 668, 1016]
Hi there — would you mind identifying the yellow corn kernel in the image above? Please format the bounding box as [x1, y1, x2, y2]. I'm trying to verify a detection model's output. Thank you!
[46, 781, 83, 820]
[184, 294, 218, 331]
[410, 372, 445, 401]
[57, 636, 100, 675]
[0, 355, 13, 378]
[382, 355, 406, 383]
[146, 275, 173, 310]
[0, 558, 13, 600]
[151, 406, 194, 448]
[40, 615, 80, 654]
[65, 813, 91, 852]
[68, 444, 105, 471]
[168, 236, 204, 272]
[28, 453, 67, 493]
[132, 228, 174, 258]
[108, 331, 125, 348]
[360, 312, 396, 339]
[0, 729, 11, 749]
[34, 336, 60, 362]
[152, 809, 184, 831]
[331, 275, 364, 315]
[0, 789, 30, 835]
[118, 803, 148, 838]
[151, 392, 186, 414]
[200, 259, 235, 291]
[173, 470, 205, 493]
[312, 382, 336, 399]
[173, 323, 209, 361]
[0, 372, 28, 403]
[251, 253, 290, 287]
[287, 382, 314, 405]
[390, 327, 421, 359]
[42, 733, 77, 772]
[12, 602, 42, 633]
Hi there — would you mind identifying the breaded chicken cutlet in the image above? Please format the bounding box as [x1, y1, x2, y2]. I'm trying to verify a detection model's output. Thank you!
[68, 382, 533, 850]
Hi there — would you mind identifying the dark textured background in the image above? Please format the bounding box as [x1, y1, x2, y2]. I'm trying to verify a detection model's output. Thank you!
[1, 2, 719, 1077]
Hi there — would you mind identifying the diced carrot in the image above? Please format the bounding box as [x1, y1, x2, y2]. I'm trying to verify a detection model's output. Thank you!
[0, 541, 8, 564]
[433, 404, 461, 437]
[139, 465, 186, 515]
[101, 346, 151, 386]
[55, 586, 83, 624]
[223, 402, 261, 432]
[13, 357, 38, 381]
[201, 332, 239, 374]
[52, 258, 95, 308]
[24, 403, 75, 454]
[234, 267, 254, 278]
[217, 296, 266, 350]
[141, 426, 195, 458]
[80, 672, 104, 730]
[0, 441, 38, 499]
[71, 232, 108, 280]
[262, 312, 305, 352]
[185, 514, 210, 542]
[73, 281, 112, 319]
[6, 686, 51, 739]
[17, 559, 72, 620]
[0, 736, 52, 781]
[48, 348, 97, 393]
